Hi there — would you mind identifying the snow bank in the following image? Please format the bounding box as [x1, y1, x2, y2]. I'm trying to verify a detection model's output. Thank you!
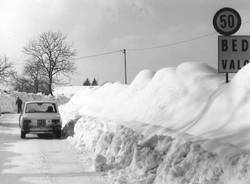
[60, 62, 250, 183]
[69, 116, 250, 184]
[60, 62, 225, 126]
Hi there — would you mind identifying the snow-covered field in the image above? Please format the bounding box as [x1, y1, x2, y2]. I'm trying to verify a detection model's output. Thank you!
[54, 85, 99, 99]
[60, 62, 250, 184]
[0, 90, 69, 113]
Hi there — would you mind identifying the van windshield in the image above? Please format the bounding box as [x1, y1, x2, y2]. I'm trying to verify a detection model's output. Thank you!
[25, 103, 57, 113]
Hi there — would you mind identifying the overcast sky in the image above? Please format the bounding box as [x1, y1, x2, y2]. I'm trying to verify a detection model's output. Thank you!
[1, 0, 250, 85]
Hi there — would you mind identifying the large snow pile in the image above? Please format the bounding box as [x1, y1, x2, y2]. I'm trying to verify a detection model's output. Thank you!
[60, 62, 225, 127]
[60, 62, 250, 184]
[0, 90, 69, 113]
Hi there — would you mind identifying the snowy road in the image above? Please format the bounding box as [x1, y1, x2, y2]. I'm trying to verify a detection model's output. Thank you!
[0, 113, 108, 184]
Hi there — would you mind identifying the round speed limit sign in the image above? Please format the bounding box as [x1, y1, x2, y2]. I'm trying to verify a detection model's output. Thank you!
[213, 7, 241, 36]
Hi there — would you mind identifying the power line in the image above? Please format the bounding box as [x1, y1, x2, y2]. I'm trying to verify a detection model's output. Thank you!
[70, 32, 218, 59]
[128, 19, 250, 52]
[72, 18, 250, 59]
[242, 19, 250, 25]
[70, 32, 217, 60]
[72, 50, 121, 60]
[127, 32, 216, 52]
[71, 32, 217, 60]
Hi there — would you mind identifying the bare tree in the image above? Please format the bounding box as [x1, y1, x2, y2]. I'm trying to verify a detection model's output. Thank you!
[23, 31, 76, 95]
[13, 76, 33, 93]
[13, 74, 50, 94]
[0, 56, 15, 83]
[23, 61, 47, 93]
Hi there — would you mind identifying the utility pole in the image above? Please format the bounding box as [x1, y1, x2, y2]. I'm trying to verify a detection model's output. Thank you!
[122, 49, 127, 84]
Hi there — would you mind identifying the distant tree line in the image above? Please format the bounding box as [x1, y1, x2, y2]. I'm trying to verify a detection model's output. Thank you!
[83, 78, 98, 86]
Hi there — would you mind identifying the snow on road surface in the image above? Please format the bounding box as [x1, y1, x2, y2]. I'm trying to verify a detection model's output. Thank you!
[60, 62, 250, 183]
[0, 114, 108, 184]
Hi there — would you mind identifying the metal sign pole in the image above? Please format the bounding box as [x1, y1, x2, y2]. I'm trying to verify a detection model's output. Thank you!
[226, 73, 229, 83]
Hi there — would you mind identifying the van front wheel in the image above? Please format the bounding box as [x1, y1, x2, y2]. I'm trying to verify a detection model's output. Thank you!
[55, 131, 61, 139]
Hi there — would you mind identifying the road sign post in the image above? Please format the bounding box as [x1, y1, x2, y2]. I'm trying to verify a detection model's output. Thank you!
[213, 7, 242, 83]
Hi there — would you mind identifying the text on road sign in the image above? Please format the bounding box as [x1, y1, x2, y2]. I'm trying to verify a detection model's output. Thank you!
[218, 36, 250, 73]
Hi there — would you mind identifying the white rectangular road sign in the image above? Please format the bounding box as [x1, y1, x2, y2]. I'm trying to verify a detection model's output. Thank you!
[218, 36, 250, 73]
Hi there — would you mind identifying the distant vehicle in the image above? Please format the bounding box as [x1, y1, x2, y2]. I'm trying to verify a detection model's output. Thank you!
[19, 101, 62, 139]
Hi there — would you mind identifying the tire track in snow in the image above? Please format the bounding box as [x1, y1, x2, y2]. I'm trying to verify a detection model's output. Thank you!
[178, 84, 228, 133]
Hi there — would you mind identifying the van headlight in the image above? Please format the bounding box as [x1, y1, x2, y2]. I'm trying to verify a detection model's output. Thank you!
[22, 119, 31, 129]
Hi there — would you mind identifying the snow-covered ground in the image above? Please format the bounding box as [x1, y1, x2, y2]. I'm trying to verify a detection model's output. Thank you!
[60, 62, 250, 184]
[1, 62, 250, 183]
